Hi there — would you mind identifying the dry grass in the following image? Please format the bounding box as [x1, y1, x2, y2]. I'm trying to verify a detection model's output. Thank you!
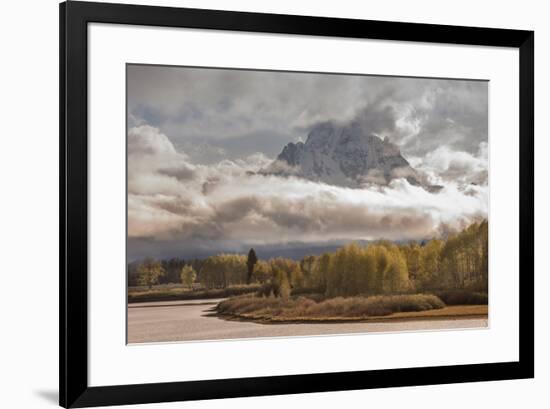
[264, 305, 488, 323]
[216, 294, 446, 322]
[380, 304, 488, 320]
[128, 284, 261, 303]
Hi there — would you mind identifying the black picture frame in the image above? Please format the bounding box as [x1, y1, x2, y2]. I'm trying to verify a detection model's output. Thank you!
[60, 1, 534, 407]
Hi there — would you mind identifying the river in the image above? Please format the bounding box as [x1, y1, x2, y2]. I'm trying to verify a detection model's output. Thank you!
[127, 299, 487, 344]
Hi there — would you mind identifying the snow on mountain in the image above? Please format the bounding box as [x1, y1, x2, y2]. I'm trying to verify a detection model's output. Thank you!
[263, 121, 438, 190]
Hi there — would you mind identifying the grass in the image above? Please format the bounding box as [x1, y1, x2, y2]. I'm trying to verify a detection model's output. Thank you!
[260, 305, 488, 324]
[128, 283, 185, 292]
[216, 294, 447, 322]
[386, 304, 488, 320]
[127, 284, 261, 303]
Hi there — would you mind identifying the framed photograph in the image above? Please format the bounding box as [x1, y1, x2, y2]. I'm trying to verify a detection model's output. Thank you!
[60, 1, 534, 407]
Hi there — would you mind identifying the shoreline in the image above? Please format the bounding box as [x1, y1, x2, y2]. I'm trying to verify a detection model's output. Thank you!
[213, 305, 488, 325]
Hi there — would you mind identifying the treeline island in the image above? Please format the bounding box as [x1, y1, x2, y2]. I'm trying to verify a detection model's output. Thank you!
[128, 220, 488, 323]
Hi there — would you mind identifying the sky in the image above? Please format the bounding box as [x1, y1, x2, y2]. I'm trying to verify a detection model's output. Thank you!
[127, 64, 488, 261]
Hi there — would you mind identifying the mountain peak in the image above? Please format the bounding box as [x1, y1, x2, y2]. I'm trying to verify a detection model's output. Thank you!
[264, 121, 431, 189]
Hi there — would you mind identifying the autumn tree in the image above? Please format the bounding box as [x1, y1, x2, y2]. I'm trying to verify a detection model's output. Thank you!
[338, 243, 364, 296]
[359, 246, 377, 294]
[417, 239, 443, 290]
[279, 273, 291, 299]
[478, 220, 489, 291]
[300, 255, 317, 287]
[200, 254, 247, 288]
[160, 258, 186, 284]
[311, 242, 410, 297]
[326, 248, 345, 297]
[383, 246, 409, 293]
[137, 257, 165, 289]
[268, 258, 300, 297]
[312, 253, 331, 293]
[180, 265, 197, 289]
[372, 245, 390, 294]
[438, 220, 488, 291]
[253, 260, 271, 284]
[290, 265, 305, 289]
[401, 243, 421, 281]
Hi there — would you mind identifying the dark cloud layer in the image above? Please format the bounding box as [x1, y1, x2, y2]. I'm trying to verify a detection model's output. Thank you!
[127, 65, 488, 161]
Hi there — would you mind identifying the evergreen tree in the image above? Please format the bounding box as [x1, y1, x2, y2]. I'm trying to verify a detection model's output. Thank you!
[246, 248, 258, 284]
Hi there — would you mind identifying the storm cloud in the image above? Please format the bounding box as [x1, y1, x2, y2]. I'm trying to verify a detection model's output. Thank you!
[128, 65, 488, 162]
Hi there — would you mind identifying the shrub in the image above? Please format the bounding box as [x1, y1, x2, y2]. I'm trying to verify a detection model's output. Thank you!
[257, 283, 274, 297]
[291, 286, 325, 296]
[435, 290, 488, 305]
[216, 293, 445, 320]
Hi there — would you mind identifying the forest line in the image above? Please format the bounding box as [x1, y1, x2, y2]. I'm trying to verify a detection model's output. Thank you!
[128, 219, 488, 298]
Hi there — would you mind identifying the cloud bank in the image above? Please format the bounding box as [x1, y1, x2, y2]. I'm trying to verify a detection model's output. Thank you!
[128, 124, 488, 260]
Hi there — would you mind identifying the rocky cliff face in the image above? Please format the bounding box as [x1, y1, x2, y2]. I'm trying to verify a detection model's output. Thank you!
[264, 121, 428, 189]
